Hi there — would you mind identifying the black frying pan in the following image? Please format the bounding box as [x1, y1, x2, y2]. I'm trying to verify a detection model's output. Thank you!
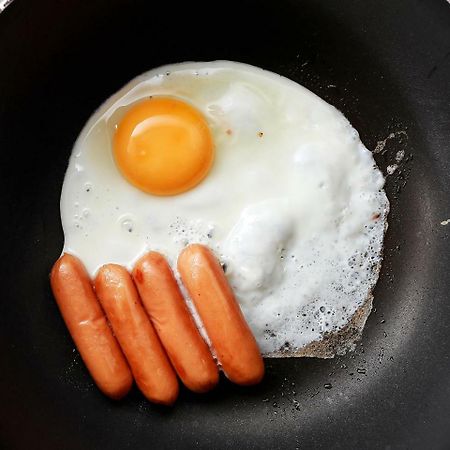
[1, 0, 449, 448]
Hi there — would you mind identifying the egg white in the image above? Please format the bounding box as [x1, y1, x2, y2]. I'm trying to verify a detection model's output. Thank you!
[61, 61, 388, 355]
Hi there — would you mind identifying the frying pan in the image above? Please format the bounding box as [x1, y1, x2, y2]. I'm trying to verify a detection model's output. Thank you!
[1, 0, 449, 448]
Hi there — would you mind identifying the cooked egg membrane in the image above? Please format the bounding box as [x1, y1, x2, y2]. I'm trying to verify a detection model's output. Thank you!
[61, 61, 389, 355]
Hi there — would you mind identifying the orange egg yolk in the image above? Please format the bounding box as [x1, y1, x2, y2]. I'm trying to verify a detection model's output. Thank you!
[114, 97, 214, 196]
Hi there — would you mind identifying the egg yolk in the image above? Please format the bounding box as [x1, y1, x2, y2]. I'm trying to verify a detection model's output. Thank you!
[114, 97, 214, 196]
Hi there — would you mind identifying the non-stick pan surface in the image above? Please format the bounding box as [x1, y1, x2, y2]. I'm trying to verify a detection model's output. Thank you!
[1, 0, 449, 448]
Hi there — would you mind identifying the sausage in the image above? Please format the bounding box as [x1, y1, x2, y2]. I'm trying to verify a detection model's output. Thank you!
[50, 253, 133, 400]
[177, 244, 264, 386]
[132, 252, 219, 393]
[94, 264, 179, 405]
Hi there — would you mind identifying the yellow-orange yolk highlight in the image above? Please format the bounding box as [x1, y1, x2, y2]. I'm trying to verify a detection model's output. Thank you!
[114, 97, 214, 196]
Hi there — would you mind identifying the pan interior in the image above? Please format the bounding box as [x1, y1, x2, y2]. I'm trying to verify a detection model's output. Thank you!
[0, 0, 449, 449]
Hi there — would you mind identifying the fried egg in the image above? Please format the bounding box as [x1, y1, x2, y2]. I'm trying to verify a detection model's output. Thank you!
[60, 61, 389, 356]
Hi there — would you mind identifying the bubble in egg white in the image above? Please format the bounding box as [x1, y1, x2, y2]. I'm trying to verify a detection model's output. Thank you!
[60, 61, 389, 356]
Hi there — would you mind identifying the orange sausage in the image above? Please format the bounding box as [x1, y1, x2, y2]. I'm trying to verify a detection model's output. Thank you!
[132, 252, 219, 393]
[177, 244, 264, 386]
[50, 253, 133, 399]
[94, 264, 179, 405]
